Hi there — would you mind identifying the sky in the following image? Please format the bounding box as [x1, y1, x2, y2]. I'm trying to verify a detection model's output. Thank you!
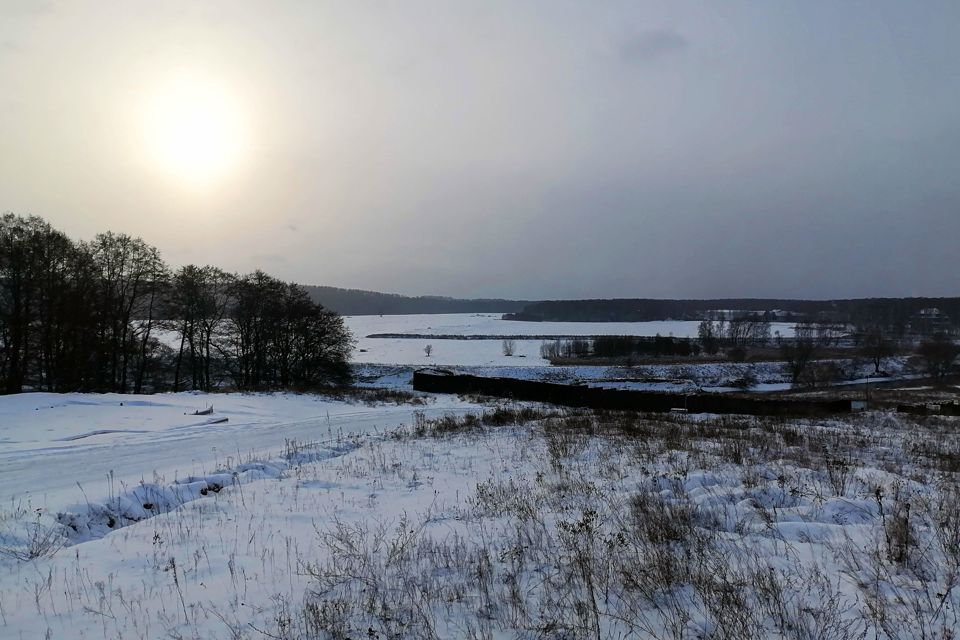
[1, 1, 958, 300]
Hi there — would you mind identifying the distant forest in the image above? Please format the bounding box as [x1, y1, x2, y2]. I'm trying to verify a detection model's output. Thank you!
[303, 285, 528, 316]
[506, 298, 960, 329]
[307, 289, 960, 328]
[0, 214, 352, 395]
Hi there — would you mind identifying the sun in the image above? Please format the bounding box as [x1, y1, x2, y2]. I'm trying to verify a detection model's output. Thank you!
[142, 76, 249, 186]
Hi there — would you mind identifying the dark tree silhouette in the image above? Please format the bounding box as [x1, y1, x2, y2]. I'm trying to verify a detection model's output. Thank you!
[0, 214, 353, 394]
[857, 324, 896, 374]
[780, 323, 819, 386]
[698, 319, 722, 355]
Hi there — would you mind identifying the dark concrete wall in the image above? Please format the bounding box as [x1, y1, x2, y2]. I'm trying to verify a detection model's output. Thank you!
[413, 371, 852, 417]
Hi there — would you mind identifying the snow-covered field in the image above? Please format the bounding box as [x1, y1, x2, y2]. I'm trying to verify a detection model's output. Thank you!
[346, 313, 757, 339]
[0, 315, 941, 639]
[345, 313, 796, 367]
[2, 397, 958, 639]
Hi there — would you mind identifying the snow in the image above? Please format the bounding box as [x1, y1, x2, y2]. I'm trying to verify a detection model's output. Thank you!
[2, 404, 956, 638]
[0, 313, 939, 638]
[345, 313, 796, 367]
[0, 392, 476, 522]
[354, 335, 553, 366]
[346, 312, 747, 338]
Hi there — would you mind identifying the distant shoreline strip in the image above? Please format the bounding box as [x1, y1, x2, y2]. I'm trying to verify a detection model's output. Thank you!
[365, 333, 685, 340]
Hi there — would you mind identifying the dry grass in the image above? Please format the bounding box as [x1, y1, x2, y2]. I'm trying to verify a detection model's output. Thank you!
[292, 408, 960, 639]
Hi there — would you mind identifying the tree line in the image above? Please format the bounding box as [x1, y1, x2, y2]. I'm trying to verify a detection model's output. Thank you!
[507, 297, 960, 331]
[535, 312, 957, 385]
[0, 214, 352, 395]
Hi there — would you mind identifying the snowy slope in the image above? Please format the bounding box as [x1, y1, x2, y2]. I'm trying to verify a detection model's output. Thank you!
[0, 392, 476, 518]
[2, 408, 957, 638]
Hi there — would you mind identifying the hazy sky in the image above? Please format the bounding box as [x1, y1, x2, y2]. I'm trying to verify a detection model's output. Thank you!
[1, 1, 958, 299]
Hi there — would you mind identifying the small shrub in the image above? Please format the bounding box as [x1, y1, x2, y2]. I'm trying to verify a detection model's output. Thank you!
[0, 513, 66, 562]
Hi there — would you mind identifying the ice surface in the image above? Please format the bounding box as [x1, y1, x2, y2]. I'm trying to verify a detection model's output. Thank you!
[345, 313, 796, 366]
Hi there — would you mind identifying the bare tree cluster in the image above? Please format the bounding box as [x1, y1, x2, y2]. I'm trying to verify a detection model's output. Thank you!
[779, 323, 820, 386]
[222, 270, 352, 388]
[0, 214, 352, 394]
[698, 314, 772, 359]
[778, 321, 851, 386]
[855, 323, 897, 374]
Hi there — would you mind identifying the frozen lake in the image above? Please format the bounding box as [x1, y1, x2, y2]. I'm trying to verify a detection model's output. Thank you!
[345, 313, 795, 366]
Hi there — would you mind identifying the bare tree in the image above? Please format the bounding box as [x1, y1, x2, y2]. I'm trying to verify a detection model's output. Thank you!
[726, 314, 771, 348]
[540, 340, 561, 360]
[168, 265, 233, 391]
[698, 319, 722, 355]
[858, 324, 896, 374]
[424, 344, 433, 358]
[780, 323, 819, 386]
[502, 339, 516, 356]
[87, 232, 167, 392]
[0, 215, 89, 393]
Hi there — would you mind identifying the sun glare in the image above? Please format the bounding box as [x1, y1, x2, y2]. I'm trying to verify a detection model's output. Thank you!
[142, 76, 248, 186]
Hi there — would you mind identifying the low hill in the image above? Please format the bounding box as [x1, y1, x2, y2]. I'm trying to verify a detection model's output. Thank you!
[304, 286, 960, 330]
[303, 285, 529, 316]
